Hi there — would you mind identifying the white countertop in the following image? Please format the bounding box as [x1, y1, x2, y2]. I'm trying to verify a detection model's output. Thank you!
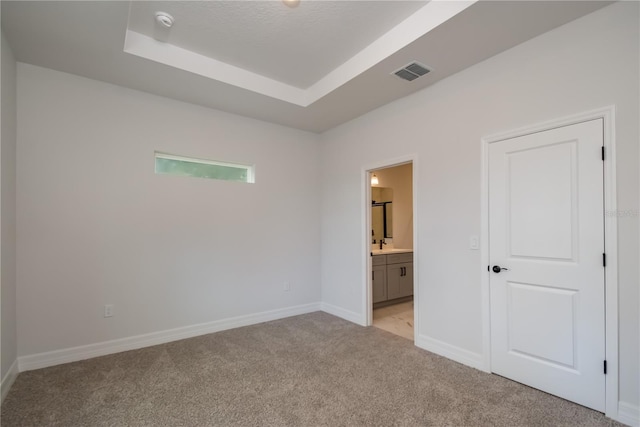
[371, 248, 413, 255]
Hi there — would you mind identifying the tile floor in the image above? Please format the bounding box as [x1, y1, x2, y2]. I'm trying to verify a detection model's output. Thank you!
[372, 301, 414, 341]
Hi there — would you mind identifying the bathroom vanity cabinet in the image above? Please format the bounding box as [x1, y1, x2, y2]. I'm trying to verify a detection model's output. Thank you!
[372, 252, 413, 305]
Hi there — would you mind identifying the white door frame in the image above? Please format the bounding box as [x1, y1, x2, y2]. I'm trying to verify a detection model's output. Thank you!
[480, 106, 619, 418]
[362, 155, 419, 333]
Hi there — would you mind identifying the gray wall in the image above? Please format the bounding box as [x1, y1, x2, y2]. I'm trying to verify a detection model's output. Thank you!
[320, 2, 639, 409]
[1, 31, 18, 387]
[17, 64, 321, 357]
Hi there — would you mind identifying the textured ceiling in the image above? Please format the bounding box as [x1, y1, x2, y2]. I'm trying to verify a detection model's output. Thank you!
[127, 1, 427, 88]
[1, 1, 612, 133]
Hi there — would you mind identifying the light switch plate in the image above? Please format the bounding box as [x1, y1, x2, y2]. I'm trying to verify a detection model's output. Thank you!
[469, 236, 479, 250]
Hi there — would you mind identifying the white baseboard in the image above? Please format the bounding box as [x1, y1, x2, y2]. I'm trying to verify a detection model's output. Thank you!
[416, 335, 637, 426]
[18, 302, 321, 372]
[320, 302, 365, 326]
[617, 401, 640, 427]
[1, 359, 19, 403]
[14, 301, 636, 427]
[415, 334, 484, 371]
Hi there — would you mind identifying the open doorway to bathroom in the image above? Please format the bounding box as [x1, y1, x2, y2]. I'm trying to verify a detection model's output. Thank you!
[367, 162, 415, 341]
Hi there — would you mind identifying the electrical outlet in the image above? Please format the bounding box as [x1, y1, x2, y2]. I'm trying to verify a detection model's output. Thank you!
[283, 282, 291, 292]
[104, 304, 114, 318]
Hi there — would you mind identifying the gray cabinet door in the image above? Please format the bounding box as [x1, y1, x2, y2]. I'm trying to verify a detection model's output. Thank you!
[398, 262, 413, 298]
[386, 264, 403, 300]
[387, 262, 413, 300]
[372, 265, 387, 303]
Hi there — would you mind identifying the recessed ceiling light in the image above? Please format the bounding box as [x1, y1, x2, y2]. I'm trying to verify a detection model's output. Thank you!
[282, 0, 300, 8]
[155, 12, 174, 29]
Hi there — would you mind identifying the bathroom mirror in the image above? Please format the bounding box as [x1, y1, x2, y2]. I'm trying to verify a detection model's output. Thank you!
[372, 187, 393, 241]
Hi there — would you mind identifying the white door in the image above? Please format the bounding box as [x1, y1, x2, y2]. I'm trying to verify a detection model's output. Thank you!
[489, 119, 605, 411]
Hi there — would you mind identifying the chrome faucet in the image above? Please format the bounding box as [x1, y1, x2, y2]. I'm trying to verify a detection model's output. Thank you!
[379, 239, 386, 250]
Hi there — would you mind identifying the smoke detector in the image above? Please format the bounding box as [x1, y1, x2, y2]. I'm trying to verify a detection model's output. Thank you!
[393, 62, 431, 82]
[155, 12, 175, 28]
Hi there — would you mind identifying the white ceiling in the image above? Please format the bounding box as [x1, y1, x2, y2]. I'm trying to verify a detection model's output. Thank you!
[1, 1, 611, 133]
[128, 1, 427, 88]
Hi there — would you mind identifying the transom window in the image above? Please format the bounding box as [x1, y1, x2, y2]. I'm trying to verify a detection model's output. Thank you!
[154, 152, 254, 183]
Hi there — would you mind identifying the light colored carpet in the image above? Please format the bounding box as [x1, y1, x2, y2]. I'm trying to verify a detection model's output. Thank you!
[1, 312, 622, 426]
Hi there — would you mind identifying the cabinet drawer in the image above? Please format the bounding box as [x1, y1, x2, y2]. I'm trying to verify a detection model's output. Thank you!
[386, 252, 413, 264]
[372, 255, 386, 266]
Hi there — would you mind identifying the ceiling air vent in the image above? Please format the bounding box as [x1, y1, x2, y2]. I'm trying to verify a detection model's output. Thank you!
[393, 62, 431, 82]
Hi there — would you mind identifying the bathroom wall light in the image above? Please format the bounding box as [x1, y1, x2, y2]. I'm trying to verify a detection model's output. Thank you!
[371, 174, 379, 185]
[282, 0, 300, 8]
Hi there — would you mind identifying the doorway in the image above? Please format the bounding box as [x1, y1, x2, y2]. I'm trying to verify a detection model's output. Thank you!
[365, 161, 416, 341]
[481, 107, 619, 416]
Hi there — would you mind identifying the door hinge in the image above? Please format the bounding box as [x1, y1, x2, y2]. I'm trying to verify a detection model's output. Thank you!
[602, 146, 605, 161]
[604, 360, 607, 374]
[603, 253, 606, 267]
